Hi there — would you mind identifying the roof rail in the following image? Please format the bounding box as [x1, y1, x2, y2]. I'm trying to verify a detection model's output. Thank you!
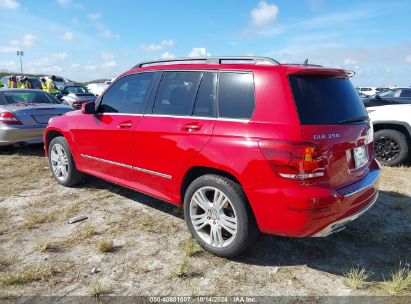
[133, 56, 280, 69]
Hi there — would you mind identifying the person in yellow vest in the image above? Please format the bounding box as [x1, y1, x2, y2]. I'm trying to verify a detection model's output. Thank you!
[19, 77, 32, 89]
[9, 76, 17, 88]
[40, 78, 48, 91]
[46, 76, 59, 94]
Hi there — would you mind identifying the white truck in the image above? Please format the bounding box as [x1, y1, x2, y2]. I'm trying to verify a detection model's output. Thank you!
[368, 104, 411, 166]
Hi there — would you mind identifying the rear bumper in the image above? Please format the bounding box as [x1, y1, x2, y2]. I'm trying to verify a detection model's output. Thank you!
[0, 126, 45, 146]
[246, 159, 381, 237]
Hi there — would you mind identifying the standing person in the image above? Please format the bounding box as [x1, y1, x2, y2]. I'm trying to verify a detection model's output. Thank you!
[46, 76, 59, 94]
[20, 77, 32, 89]
[40, 78, 47, 91]
[9, 76, 17, 88]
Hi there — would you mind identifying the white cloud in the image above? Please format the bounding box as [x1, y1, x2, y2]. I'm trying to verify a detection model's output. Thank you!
[188, 47, 210, 57]
[56, 0, 71, 7]
[87, 12, 101, 20]
[100, 51, 115, 61]
[0, 33, 38, 52]
[406, 54, 411, 63]
[85, 64, 97, 71]
[95, 23, 120, 39]
[53, 52, 69, 61]
[0, 60, 17, 70]
[101, 60, 117, 69]
[161, 52, 175, 59]
[62, 31, 74, 40]
[141, 39, 174, 52]
[343, 58, 358, 66]
[0, 0, 20, 9]
[250, 1, 279, 27]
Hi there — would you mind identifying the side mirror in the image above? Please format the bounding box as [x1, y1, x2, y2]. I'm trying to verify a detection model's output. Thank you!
[81, 101, 96, 114]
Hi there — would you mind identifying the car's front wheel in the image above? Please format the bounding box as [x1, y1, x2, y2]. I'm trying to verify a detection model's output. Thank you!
[374, 129, 409, 166]
[184, 174, 258, 257]
[48, 136, 83, 186]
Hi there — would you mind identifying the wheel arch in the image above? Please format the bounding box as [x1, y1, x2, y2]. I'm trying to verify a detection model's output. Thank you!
[373, 121, 411, 141]
[44, 129, 65, 155]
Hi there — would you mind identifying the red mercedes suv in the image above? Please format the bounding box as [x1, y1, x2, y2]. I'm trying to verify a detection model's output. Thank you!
[44, 57, 380, 257]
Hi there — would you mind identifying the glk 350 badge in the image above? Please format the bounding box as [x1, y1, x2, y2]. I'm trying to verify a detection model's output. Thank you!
[313, 133, 340, 140]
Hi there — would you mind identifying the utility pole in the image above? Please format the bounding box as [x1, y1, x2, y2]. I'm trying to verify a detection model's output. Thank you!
[17, 50, 24, 75]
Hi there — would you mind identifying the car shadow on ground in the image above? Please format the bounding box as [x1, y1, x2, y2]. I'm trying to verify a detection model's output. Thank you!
[0, 144, 45, 157]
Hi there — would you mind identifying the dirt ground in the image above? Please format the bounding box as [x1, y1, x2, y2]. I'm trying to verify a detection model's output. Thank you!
[0, 144, 410, 298]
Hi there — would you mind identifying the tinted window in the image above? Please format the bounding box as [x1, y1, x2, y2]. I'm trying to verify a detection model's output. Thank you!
[400, 90, 411, 98]
[153, 71, 202, 116]
[100, 73, 154, 114]
[289, 75, 367, 125]
[218, 72, 255, 119]
[193, 72, 216, 117]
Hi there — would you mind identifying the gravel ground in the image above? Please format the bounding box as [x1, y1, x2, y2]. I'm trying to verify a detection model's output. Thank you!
[0, 144, 410, 298]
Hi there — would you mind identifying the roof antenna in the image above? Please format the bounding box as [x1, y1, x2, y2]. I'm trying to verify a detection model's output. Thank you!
[303, 58, 309, 65]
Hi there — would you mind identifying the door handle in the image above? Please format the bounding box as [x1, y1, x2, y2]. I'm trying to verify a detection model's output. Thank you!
[180, 123, 202, 132]
[117, 121, 133, 129]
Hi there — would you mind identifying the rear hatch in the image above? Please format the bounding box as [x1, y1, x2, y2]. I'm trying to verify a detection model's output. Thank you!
[288, 71, 373, 188]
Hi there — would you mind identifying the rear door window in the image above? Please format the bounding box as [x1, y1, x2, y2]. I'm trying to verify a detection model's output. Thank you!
[193, 72, 217, 117]
[153, 71, 202, 116]
[400, 89, 411, 98]
[218, 72, 255, 119]
[289, 75, 368, 125]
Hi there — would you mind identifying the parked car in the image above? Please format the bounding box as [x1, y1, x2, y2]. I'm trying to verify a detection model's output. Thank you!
[57, 86, 97, 110]
[368, 104, 411, 166]
[357, 87, 378, 96]
[0, 89, 72, 146]
[44, 56, 380, 257]
[363, 88, 411, 107]
[87, 80, 113, 97]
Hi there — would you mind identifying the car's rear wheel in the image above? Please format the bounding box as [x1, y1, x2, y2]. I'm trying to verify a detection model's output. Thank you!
[49, 136, 83, 186]
[374, 129, 409, 166]
[184, 174, 258, 257]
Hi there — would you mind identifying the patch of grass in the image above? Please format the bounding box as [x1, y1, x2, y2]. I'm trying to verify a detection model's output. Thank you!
[81, 225, 96, 238]
[385, 267, 411, 295]
[0, 257, 12, 267]
[0, 227, 6, 235]
[139, 216, 155, 232]
[0, 266, 54, 285]
[89, 281, 106, 298]
[180, 238, 202, 257]
[391, 200, 409, 211]
[34, 240, 60, 253]
[174, 255, 190, 277]
[63, 203, 82, 219]
[24, 213, 54, 229]
[96, 239, 114, 253]
[344, 266, 372, 290]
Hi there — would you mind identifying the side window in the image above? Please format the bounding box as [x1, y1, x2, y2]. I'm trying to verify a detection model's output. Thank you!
[153, 71, 202, 116]
[193, 72, 217, 117]
[218, 72, 255, 119]
[99, 73, 154, 114]
[400, 90, 411, 98]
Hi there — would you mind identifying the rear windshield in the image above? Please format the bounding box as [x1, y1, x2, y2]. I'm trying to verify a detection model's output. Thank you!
[289, 75, 367, 125]
[1, 91, 59, 104]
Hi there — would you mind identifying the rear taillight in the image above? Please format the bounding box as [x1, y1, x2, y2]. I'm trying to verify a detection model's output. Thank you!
[0, 112, 22, 125]
[258, 140, 326, 179]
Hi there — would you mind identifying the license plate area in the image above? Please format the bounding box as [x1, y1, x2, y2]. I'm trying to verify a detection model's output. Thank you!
[353, 146, 368, 168]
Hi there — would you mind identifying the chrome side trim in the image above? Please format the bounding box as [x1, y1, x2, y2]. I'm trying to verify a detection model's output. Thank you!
[312, 192, 379, 237]
[338, 169, 380, 197]
[144, 114, 250, 123]
[80, 154, 172, 179]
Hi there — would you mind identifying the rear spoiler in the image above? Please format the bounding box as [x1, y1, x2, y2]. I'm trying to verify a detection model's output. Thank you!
[287, 68, 355, 78]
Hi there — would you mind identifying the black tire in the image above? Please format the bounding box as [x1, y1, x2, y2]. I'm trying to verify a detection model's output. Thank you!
[48, 136, 83, 186]
[374, 129, 409, 166]
[183, 174, 258, 257]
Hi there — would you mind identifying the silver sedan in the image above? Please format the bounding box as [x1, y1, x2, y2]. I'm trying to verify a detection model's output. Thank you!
[0, 89, 72, 146]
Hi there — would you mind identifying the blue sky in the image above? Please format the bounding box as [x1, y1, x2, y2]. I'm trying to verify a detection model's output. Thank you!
[0, 0, 410, 86]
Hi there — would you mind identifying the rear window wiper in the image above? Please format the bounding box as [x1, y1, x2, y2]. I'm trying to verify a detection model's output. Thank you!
[338, 115, 369, 124]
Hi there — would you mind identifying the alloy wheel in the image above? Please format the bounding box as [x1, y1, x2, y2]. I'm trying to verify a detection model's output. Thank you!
[375, 136, 401, 162]
[50, 143, 69, 181]
[189, 186, 238, 248]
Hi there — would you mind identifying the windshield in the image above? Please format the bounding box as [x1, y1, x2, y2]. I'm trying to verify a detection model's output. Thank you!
[65, 86, 90, 94]
[1, 91, 59, 104]
[289, 75, 368, 125]
[378, 89, 398, 98]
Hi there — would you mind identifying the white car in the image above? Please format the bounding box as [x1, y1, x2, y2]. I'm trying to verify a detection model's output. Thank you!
[368, 104, 411, 166]
[357, 87, 378, 96]
[87, 80, 112, 97]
